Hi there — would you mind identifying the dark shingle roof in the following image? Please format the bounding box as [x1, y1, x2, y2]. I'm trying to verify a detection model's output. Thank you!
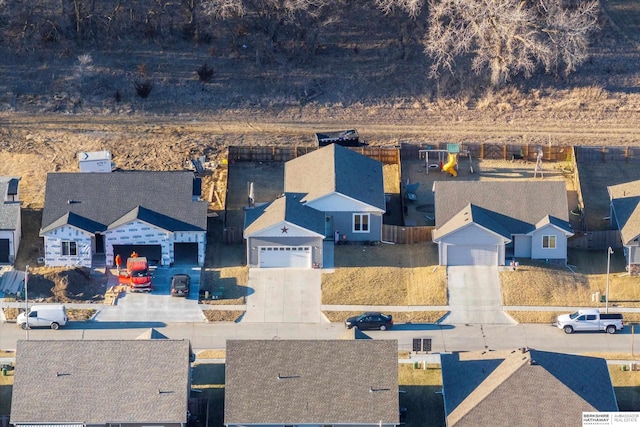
[608, 181, 640, 245]
[10, 339, 191, 424]
[40, 172, 207, 234]
[225, 340, 399, 425]
[284, 144, 385, 210]
[441, 349, 618, 427]
[244, 193, 326, 236]
[434, 181, 571, 236]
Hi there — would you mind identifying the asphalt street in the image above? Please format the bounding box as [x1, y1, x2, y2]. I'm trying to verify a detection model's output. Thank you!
[2, 321, 639, 356]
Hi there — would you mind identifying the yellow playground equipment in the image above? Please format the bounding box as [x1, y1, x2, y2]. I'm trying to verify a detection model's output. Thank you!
[442, 153, 458, 177]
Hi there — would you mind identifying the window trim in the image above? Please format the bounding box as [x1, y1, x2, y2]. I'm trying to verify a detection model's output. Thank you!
[542, 235, 556, 249]
[352, 213, 370, 233]
[61, 240, 78, 256]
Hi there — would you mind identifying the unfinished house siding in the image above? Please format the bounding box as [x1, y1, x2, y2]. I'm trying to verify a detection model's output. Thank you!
[105, 221, 172, 266]
[43, 226, 92, 267]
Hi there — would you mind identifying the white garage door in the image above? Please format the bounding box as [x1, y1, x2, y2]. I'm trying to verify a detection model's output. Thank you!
[447, 245, 498, 266]
[259, 246, 312, 268]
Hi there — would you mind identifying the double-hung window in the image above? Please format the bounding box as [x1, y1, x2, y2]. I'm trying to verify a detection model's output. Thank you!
[61, 241, 78, 256]
[542, 235, 556, 249]
[353, 213, 370, 233]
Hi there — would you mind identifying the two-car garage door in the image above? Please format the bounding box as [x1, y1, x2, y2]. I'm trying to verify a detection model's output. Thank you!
[447, 245, 498, 266]
[259, 246, 311, 268]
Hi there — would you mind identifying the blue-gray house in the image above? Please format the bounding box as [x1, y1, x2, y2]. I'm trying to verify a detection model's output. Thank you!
[432, 181, 573, 266]
[244, 144, 385, 268]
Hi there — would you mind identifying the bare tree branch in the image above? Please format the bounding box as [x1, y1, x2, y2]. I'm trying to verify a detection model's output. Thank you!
[423, 0, 599, 87]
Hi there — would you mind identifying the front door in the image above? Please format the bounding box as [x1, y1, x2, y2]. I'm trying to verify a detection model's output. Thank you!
[95, 234, 104, 254]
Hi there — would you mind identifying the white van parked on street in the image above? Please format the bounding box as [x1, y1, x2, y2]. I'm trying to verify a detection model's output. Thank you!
[16, 304, 68, 330]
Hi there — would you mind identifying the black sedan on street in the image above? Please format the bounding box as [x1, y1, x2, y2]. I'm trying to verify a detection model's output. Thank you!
[345, 312, 393, 331]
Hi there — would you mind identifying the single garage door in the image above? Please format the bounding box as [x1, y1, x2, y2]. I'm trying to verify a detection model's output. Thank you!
[113, 244, 162, 266]
[447, 245, 498, 266]
[259, 246, 311, 268]
[174, 242, 198, 265]
[0, 239, 9, 263]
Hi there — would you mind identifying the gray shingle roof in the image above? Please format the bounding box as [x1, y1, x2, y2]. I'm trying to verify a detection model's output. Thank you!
[244, 193, 326, 236]
[40, 172, 207, 234]
[10, 339, 191, 424]
[441, 349, 618, 427]
[0, 177, 21, 230]
[284, 144, 385, 210]
[225, 340, 399, 425]
[433, 181, 571, 237]
[608, 181, 640, 245]
[432, 204, 512, 241]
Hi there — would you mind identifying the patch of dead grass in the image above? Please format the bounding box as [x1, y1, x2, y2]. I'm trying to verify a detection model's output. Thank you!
[322, 266, 446, 305]
[383, 163, 400, 193]
[323, 243, 445, 305]
[200, 266, 248, 305]
[506, 311, 568, 324]
[196, 349, 226, 359]
[203, 310, 244, 322]
[323, 310, 447, 324]
[2, 307, 95, 321]
[500, 261, 598, 306]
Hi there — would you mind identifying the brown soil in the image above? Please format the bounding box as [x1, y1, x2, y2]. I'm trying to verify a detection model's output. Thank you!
[22, 267, 107, 303]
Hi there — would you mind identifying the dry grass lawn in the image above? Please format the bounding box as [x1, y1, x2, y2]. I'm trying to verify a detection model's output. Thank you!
[398, 364, 445, 427]
[501, 251, 640, 309]
[323, 311, 447, 324]
[384, 163, 401, 193]
[610, 367, 640, 411]
[323, 243, 446, 305]
[200, 266, 249, 306]
[203, 310, 244, 322]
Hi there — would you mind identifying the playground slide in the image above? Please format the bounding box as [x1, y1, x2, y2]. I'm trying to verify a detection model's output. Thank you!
[443, 153, 458, 177]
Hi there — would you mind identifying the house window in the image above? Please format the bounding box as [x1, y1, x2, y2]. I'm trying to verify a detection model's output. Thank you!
[353, 213, 370, 233]
[61, 241, 78, 256]
[542, 235, 556, 249]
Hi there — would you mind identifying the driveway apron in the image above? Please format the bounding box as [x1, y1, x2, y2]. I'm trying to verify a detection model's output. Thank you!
[243, 268, 323, 323]
[441, 265, 515, 325]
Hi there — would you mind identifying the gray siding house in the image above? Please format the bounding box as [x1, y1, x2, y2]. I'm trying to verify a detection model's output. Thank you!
[441, 348, 618, 426]
[432, 181, 573, 266]
[608, 180, 640, 275]
[224, 340, 400, 427]
[10, 338, 192, 427]
[244, 144, 385, 268]
[40, 171, 208, 268]
[0, 176, 21, 264]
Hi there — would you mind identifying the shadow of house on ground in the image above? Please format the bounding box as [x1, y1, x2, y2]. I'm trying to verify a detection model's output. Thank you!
[191, 363, 225, 427]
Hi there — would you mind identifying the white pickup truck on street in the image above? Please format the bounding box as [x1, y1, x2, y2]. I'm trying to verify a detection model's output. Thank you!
[557, 309, 624, 334]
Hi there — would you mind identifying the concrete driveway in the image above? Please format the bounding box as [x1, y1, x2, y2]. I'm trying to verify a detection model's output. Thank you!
[242, 268, 324, 323]
[94, 265, 206, 323]
[440, 265, 515, 325]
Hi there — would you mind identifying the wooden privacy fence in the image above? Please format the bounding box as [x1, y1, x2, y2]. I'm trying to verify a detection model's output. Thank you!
[575, 146, 640, 163]
[228, 146, 400, 164]
[400, 142, 571, 162]
[382, 224, 434, 244]
[568, 230, 622, 250]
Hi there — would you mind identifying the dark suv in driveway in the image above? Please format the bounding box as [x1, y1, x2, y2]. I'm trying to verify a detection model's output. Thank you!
[345, 312, 393, 331]
[170, 274, 190, 297]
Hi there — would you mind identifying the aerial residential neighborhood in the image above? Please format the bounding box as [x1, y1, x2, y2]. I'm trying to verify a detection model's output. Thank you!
[1, 0, 640, 426]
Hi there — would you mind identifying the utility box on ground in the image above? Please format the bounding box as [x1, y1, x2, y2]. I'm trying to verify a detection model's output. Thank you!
[78, 150, 113, 173]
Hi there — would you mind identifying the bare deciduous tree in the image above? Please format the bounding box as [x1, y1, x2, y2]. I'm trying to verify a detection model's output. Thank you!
[375, 0, 424, 18]
[421, 0, 599, 87]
